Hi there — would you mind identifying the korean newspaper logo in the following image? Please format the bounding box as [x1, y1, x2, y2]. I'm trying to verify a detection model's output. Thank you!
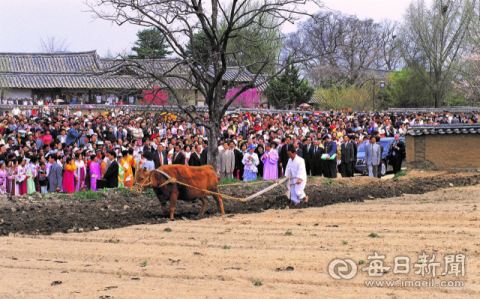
[328, 251, 466, 287]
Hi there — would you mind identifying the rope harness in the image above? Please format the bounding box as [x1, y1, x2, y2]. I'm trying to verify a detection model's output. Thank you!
[130, 169, 248, 202]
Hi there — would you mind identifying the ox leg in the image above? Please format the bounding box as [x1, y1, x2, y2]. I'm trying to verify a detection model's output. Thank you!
[197, 197, 208, 217]
[169, 193, 178, 219]
[161, 202, 170, 213]
[212, 194, 225, 215]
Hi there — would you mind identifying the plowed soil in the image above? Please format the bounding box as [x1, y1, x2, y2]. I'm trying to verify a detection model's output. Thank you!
[0, 172, 479, 236]
[0, 173, 478, 298]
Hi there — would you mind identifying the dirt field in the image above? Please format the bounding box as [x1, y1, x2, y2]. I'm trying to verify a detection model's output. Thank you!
[0, 173, 478, 298]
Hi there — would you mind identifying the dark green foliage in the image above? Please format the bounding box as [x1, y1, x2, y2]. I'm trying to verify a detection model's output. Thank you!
[129, 28, 172, 59]
[265, 58, 314, 109]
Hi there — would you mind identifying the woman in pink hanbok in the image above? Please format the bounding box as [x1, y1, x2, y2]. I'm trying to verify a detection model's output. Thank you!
[89, 155, 101, 191]
[13, 157, 27, 196]
[62, 157, 77, 194]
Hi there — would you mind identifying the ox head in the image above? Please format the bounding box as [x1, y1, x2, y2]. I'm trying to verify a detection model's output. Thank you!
[135, 167, 152, 191]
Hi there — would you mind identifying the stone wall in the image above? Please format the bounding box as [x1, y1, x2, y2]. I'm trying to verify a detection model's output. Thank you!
[406, 134, 480, 172]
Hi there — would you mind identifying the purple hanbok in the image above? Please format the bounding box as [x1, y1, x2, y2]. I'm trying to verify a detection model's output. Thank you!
[89, 161, 101, 191]
[261, 149, 279, 180]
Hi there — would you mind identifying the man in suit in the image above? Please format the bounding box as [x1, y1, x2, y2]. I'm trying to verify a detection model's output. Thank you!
[324, 135, 337, 178]
[230, 141, 242, 180]
[340, 135, 354, 178]
[303, 137, 314, 176]
[375, 136, 384, 178]
[153, 144, 167, 169]
[388, 134, 405, 174]
[218, 141, 235, 180]
[279, 136, 292, 175]
[311, 139, 324, 176]
[188, 145, 202, 166]
[365, 135, 381, 178]
[48, 154, 63, 192]
[103, 150, 119, 188]
[172, 145, 186, 165]
[200, 140, 208, 165]
[349, 136, 358, 177]
[293, 141, 303, 158]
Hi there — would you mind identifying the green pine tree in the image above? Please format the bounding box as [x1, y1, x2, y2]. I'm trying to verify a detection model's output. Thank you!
[265, 59, 314, 109]
[129, 28, 172, 59]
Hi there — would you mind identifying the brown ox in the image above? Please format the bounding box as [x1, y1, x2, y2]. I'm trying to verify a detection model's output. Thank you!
[135, 165, 225, 219]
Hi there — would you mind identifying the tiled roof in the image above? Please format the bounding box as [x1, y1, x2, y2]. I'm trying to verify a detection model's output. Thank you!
[407, 124, 480, 136]
[0, 51, 269, 91]
[0, 51, 101, 73]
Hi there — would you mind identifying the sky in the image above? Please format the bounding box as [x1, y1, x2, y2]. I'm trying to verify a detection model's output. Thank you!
[0, 0, 430, 57]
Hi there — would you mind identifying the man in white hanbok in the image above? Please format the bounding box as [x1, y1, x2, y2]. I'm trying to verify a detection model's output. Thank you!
[285, 146, 308, 205]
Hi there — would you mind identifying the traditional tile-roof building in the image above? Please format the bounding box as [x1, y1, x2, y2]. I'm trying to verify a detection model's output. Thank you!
[0, 51, 267, 106]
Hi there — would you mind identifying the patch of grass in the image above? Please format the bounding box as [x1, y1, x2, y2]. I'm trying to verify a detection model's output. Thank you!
[285, 230, 294, 236]
[222, 245, 231, 249]
[113, 187, 130, 197]
[218, 178, 263, 186]
[188, 237, 195, 240]
[108, 239, 120, 243]
[117, 273, 122, 278]
[57, 194, 70, 201]
[342, 240, 348, 245]
[359, 260, 365, 265]
[164, 227, 172, 232]
[201, 239, 206, 244]
[393, 170, 407, 180]
[76, 190, 105, 201]
[368, 233, 379, 238]
[218, 178, 239, 185]
[144, 188, 156, 198]
[252, 279, 263, 286]
[322, 179, 337, 187]
[140, 260, 147, 267]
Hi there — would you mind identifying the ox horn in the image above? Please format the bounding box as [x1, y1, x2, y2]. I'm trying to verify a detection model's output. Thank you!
[154, 169, 172, 180]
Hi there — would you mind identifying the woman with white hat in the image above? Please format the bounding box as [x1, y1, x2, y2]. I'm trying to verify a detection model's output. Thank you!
[242, 145, 259, 182]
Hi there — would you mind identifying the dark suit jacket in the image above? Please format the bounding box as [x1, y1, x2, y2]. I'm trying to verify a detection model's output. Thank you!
[341, 142, 353, 163]
[200, 146, 208, 165]
[172, 151, 186, 165]
[388, 140, 405, 160]
[153, 150, 167, 169]
[188, 152, 202, 166]
[280, 143, 291, 167]
[295, 147, 303, 158]
[103, 160, 119, 188]
[233, 149, 244, 172]
[303, 143, 314, 164]
[313, 146, 324, 169]
[351, 141, 358, 161]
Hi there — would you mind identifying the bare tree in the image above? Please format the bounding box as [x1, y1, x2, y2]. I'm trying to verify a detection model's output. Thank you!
[287, 11, 387, 88]
[376, 20, 402, 71]
[398, 0, 477, 108]
[87, 0, 334, 171]
[38, 36, 69, 53]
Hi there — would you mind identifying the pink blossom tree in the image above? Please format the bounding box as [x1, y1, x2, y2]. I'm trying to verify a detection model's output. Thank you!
[454, 52, 480, 102]
[141, 87, 169, 105]
[224, 87, 261, 108]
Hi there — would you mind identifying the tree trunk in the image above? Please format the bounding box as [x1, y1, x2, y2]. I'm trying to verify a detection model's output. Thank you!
[207, 92, 221, 173]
